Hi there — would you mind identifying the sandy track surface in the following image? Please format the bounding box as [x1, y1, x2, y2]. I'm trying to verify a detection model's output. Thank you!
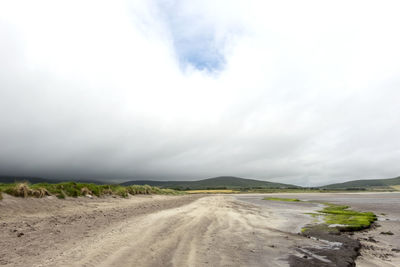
[0, 194, 201, 266]
[0, 194, 327, 267]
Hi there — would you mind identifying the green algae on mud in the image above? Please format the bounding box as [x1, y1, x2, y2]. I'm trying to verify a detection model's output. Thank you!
[261, 196, 377, 233]
[302, 202, 377, 233]
[290, 201, 376, 266]
[259, 196, 371, 266]
[319, 203, 376, 231]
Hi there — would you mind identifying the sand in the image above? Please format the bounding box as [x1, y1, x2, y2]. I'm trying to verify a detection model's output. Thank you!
[1, 192, 399, 266]
[0, 194, 325, 267]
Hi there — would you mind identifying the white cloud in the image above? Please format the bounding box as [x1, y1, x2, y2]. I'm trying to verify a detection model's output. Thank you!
[0, 0, 400, 185]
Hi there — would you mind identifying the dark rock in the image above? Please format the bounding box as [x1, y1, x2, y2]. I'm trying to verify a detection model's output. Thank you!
[380, 231, 394, 235]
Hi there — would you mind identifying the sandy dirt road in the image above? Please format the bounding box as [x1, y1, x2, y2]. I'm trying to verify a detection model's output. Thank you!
[1, 194, 329, 267]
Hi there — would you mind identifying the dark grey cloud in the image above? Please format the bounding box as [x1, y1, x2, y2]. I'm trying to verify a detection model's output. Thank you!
[1, 0, 400, 186]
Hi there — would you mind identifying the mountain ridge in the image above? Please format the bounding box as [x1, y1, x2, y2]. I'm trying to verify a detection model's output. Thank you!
[2, 174, 400, 190]
[121, 176, 300, 189]
[322, 176, 400, 189]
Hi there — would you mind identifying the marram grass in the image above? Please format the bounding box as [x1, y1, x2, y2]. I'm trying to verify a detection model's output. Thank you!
[0, 182, 183, 200]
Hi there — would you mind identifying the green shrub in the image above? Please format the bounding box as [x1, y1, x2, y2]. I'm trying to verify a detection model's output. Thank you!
[113, 186, 129, 197]
[57, 191, 66, 199]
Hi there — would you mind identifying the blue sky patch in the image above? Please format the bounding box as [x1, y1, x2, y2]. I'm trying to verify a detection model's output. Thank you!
[173, 32, 225, 71]
[157, 1, 226, 72]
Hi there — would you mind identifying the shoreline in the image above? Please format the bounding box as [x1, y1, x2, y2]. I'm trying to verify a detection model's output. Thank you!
[1, 193, 399, 266]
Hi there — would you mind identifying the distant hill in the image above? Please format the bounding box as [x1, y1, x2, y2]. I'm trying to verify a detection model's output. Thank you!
[322, 176, 400, 189]
[0, 176, 106, 185]
[121, 176, 300, 190]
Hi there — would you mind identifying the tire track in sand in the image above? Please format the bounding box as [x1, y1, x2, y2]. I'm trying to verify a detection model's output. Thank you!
[48, 196, 323, 267]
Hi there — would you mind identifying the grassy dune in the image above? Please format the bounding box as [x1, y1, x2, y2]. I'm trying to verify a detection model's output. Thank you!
[0, 182, 182, 200]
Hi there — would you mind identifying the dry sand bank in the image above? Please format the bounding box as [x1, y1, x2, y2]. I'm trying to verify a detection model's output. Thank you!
[0, 194, 201, 266]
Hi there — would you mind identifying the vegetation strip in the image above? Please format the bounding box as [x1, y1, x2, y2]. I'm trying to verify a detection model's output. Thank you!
[0, 182, 183, 199]
[263, 197, 301, 202]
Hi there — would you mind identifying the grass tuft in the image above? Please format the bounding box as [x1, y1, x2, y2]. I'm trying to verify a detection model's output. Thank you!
[80, 187, 92, 196]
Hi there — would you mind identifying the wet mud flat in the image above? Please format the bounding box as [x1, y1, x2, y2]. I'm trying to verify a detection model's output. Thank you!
[237, 195, 362, 266]
[239, 192, 400, 267]
[289, 226, 361, 267]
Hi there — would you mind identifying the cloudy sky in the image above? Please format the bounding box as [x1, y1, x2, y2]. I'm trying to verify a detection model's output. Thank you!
[1, 0, 400, 186]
